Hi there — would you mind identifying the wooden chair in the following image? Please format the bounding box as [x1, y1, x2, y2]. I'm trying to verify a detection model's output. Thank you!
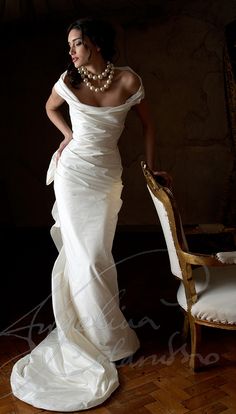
[141, 161, 236, 370]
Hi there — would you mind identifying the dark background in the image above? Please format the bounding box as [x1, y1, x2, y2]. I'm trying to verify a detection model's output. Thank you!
[1, 0, 236, 343]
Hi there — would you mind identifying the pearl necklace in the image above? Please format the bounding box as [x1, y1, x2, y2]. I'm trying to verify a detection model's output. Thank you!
[78, 62, 114, 93]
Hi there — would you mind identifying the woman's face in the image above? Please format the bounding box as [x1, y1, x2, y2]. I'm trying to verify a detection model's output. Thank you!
[68, 28, 99, 68]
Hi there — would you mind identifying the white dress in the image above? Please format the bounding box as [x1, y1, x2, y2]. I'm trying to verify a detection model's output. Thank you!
[10, 67, 144, 412]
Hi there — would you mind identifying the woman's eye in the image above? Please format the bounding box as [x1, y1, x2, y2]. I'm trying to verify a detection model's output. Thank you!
[75, 41, 82, 47]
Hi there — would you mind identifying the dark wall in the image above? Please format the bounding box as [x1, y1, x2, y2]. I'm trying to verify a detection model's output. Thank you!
[1, 0, 236, 228]
[1, 0, 236, 341]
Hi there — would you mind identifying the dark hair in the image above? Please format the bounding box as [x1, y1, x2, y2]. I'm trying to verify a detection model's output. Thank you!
[67, 17, 116, 88]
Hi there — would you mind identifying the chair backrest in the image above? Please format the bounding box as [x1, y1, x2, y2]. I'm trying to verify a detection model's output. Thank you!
[141, 162, 187, 280]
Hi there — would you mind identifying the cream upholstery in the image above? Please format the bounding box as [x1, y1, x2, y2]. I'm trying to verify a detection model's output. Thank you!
[177, 266, 236, 324]
[141, 161, 236, 370]
[148, 187, 182, 278]
[216, 251, 236, 264]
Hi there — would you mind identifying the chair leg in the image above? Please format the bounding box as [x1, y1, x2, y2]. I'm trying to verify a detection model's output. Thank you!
[182, 312, 189, 340]
[189, 318, 201, 371]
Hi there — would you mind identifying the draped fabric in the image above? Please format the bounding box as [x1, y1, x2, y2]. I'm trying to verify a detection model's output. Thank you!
[10, 67, 144, 412]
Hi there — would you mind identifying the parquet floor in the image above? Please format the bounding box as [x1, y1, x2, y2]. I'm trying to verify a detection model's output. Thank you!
[0, 327, 236, 414]
[1, 227, 236, 413]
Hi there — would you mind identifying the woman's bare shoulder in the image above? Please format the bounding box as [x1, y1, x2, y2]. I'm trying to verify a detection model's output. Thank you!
[64, 73, 71, 87]
[116, 68, 141, 94]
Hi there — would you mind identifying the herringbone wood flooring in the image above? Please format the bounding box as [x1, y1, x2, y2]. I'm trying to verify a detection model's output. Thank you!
[1, 328, 236, 414]
[1, 227, 236, 413]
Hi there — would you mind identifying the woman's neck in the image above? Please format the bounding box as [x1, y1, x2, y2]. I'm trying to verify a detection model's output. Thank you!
[84, 57, 108, 75]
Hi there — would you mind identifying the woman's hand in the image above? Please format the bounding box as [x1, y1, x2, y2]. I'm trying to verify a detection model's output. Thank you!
[56, 137, 72, 163]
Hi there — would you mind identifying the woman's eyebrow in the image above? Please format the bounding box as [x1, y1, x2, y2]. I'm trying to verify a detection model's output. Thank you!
[68, 37, 82, 45]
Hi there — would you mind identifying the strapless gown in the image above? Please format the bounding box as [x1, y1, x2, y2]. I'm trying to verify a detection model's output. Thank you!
[10, 67, 144, 412]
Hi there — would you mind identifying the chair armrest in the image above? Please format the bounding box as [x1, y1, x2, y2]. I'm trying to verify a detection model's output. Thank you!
[181, 251, 232, 266]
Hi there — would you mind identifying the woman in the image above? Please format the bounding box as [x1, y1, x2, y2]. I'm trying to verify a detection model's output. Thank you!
[11, 17, 170, 412]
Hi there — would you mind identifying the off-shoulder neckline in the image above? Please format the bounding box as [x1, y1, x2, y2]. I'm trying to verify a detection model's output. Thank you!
[59, 66, 143, 110]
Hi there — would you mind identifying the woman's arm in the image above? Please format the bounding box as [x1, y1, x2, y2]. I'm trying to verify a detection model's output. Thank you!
[133, 98, 156, 170]
[45, 87, 73, 161]
[134, 98, 172, 187]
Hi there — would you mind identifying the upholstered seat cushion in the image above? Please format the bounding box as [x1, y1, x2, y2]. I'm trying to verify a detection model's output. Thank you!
[177, 265, 236, 325]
